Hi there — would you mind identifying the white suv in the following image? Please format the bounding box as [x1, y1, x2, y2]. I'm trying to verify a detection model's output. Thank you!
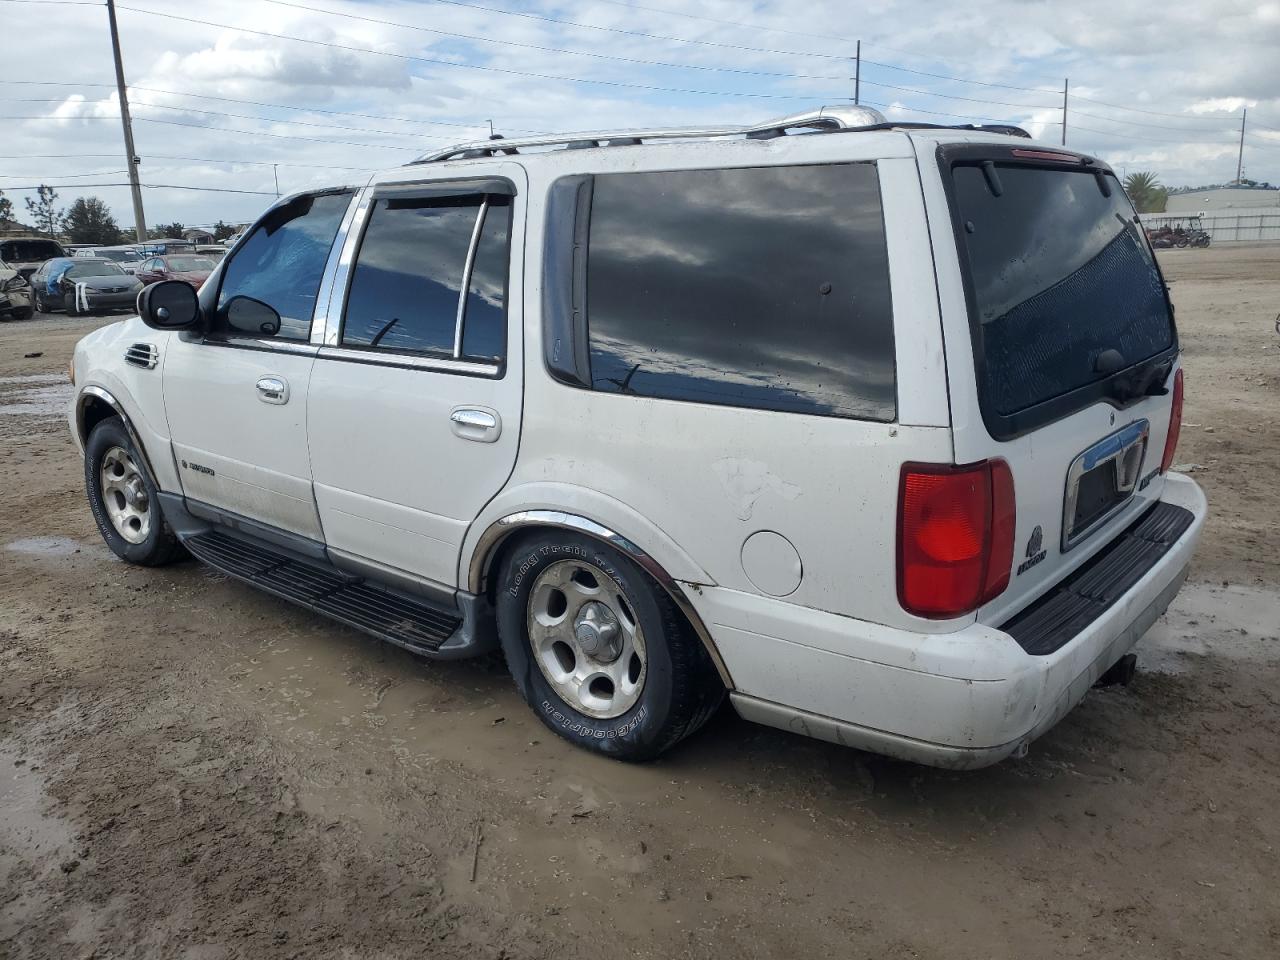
[68, 106, 1205, 767]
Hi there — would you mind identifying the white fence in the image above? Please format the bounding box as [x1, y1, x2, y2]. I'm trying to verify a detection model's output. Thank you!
[1142, 211, 1280, 243]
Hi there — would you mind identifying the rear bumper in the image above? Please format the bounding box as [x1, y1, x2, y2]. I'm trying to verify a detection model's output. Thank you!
[691, 473, 1207, 769]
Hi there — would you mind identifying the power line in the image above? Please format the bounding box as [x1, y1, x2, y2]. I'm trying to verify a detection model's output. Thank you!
[114, 5, 849, 101]
[0, 153, 368, 170]
[1068, 93, 1245, 121]
[258, 0, 849, 82]
[0, 181, 279, 194]
[133, 116, 426, 150]
[0, 81, 544, 134]
[1069, 124, 1247, 146]
[1071, 108, 1246, 135]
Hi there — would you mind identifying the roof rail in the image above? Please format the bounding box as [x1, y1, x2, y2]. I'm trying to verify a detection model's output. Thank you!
[411, 105, 888, 164]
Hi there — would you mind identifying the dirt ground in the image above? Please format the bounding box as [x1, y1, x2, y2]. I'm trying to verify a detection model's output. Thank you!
[2, 246, 1278, 959]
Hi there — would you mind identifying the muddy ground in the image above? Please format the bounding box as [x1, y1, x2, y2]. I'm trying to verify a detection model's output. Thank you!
[2, 245, 1278, 959]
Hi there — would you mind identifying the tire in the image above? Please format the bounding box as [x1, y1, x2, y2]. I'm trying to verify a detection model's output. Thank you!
[12, 307, 32, 320]
[33, 290, 53, 314]
[84, 418, 186, 566]
[496, 532, 723, 761]
[64, 291, 80, 316]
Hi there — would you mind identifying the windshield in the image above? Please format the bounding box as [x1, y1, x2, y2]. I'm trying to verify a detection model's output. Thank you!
[950, 161, 1174, 429]
[68, 262, 127, 278]
[95, 249, 139, 263]
[0, 239, 65, 262]
[167, 256, 216, 271]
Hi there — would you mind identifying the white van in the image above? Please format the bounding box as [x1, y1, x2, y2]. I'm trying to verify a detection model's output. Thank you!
[67, 106, 1204, 767]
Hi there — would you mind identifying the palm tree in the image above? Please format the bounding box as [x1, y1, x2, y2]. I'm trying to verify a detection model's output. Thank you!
[1123, 172, 1168, 213]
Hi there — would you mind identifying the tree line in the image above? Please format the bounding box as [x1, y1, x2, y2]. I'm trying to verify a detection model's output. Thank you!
[0, 185, 238, 245]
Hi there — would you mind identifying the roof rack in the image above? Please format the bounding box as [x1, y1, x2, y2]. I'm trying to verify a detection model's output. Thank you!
[412, 105, 889, 164]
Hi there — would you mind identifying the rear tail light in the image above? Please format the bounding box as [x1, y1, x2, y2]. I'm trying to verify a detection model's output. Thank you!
[1160, 368, 1184, 473]
[897, 460, 1016, 619]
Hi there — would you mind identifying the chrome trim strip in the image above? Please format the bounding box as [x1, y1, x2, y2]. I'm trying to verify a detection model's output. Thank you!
[1062, 419, 1150, 551]
[316, 345, 500, 377]
[467, 510, 733, 688]
[200, 338, 318, 357]
[76, 385, 160, 486]
[454, 198, 489, 359]
[310, 190, 364, 347]
[320, 188, 377, 347]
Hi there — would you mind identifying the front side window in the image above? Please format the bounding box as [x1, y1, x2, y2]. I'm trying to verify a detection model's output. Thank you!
[584, 163, 896, 421]
[215, 190, 352, 341]
[341, 193, 510, 362]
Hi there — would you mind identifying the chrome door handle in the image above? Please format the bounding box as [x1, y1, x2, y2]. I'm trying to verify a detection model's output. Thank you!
[450, 406, 501, 442]
[256, 376, 289, 404]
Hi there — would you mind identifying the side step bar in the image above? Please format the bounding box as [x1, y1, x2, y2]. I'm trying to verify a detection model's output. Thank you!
[161, 494, 494, 660]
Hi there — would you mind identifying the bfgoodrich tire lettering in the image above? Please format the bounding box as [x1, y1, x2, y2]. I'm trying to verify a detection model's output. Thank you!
[85, 418, 186, 566]
[496, 532, 723, 761]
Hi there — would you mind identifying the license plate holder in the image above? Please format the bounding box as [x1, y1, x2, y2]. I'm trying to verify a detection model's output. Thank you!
[1062, 420, 1149, 550]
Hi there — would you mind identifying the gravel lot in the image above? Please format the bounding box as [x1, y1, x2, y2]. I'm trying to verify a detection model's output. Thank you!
[2, 245, 1278, 959]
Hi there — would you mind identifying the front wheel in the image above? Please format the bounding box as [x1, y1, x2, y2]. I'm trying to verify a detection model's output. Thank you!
[84, 418, 186, 566]
[496, 532, 723, 761]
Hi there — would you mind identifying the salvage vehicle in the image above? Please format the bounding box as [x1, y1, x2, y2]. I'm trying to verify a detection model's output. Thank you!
[134, 254, 217, 290]
[32, 257, 142, 315]
[76, 245, 145, 274]
[0, 258, 33, 320]
[0, 237, 67, 281]
[67, 106, 1205, 768]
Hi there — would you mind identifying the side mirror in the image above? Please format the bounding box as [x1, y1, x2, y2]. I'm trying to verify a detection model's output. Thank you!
[224, 295, 281, 337]
[138, 279, 200, 330]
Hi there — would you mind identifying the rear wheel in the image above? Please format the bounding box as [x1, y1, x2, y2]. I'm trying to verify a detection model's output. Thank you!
[33, 290, 53, 314]
[496, 532, 723, 761]
[85, 418, 186, 566]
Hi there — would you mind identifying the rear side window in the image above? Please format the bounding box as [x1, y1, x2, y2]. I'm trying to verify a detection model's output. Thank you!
[342, 195, 510, 362]
[215, 191, 352, 341]
[583, 163, 895, 421]
[949, 161, 1175, 432]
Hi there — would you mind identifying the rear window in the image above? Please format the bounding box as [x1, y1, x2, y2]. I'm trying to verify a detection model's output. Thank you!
[949, 161, 1174, 428]
[68, 262, 125, 278]
[1, 239, 65, 262]
[584, 163, 896, 421]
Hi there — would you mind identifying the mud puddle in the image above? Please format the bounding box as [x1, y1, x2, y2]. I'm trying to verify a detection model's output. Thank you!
[0, 374, 70, 418]
[1139, 581, 1280, 672]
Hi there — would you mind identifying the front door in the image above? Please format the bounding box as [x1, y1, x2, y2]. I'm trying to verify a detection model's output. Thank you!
[307, 168, 525, 588]
[162, 190, 356, 540]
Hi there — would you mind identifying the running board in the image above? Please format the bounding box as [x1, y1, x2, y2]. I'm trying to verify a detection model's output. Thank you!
[182, 526, 471, 658]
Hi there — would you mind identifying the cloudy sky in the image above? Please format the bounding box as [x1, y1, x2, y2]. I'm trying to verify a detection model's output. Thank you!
[2, 0, 1278, 232]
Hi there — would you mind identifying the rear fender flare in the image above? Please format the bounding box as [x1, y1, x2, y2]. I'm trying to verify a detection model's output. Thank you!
[467, 508, 733, 689]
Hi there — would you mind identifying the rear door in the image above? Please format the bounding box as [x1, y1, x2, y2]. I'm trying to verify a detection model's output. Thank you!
[306, 166, 525, 589]
[922, 138, 1181, 622]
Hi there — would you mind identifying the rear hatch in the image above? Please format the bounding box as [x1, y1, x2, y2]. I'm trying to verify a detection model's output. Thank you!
[929, 140, 1181, 624]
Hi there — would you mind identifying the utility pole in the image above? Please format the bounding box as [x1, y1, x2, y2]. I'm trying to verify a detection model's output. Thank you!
[273, 163, 280, 198]
[1236, 108, 1247, 184]
[854, 41, 861, 105]
[1062, 78, 1069, 146]
[105, 0, 146, 243]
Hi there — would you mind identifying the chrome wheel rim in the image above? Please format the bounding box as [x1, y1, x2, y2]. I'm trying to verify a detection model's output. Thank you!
[526, 559, 646, 720]
[99, 445, 151, 544]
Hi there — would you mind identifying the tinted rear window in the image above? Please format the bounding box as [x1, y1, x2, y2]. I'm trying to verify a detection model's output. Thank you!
[1, 240, 64, 261]
[951, 163, 1174, 419]
[585, 163, 895, 421]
